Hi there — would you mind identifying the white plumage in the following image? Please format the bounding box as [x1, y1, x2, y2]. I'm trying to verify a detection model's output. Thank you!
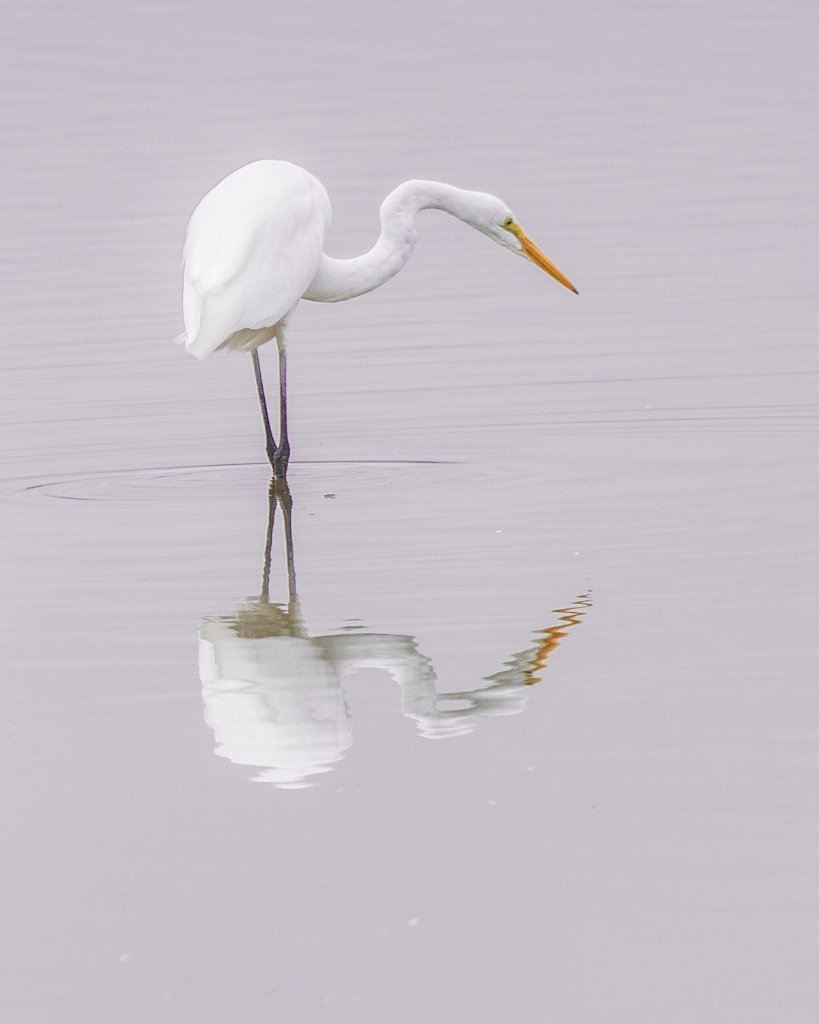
[183, 161, 330, 358]
[181, 159, 577, 475]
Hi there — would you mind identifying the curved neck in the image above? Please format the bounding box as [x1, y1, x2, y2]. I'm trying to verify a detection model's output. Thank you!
[303, 180, 480, 303]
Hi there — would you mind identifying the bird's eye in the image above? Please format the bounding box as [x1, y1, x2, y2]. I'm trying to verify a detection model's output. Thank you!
[503, 216, 514, 229]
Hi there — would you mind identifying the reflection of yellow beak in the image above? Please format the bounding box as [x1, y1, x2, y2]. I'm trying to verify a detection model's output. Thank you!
[513, 224, 578, 294]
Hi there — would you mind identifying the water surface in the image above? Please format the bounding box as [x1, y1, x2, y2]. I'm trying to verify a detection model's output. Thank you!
[1, 1, 817, 1021]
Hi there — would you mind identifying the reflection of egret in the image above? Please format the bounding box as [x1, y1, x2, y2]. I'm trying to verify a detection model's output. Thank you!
[181, 160, 578, 477]
[199, 481, 590, 786]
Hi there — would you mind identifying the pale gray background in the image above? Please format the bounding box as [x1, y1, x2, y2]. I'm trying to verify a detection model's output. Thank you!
[1, 0, 817, 1022]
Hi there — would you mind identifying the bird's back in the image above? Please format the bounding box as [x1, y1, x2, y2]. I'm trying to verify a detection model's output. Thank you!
[182, 161, 331, 359]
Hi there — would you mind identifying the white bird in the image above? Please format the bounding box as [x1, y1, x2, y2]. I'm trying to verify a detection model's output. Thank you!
[182, 160, 577, 477]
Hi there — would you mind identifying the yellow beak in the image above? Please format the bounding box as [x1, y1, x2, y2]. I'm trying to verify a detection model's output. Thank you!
[514, 224, 578, 294]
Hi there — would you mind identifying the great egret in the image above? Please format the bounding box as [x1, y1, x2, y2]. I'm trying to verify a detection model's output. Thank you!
[182, 160, 577, 477]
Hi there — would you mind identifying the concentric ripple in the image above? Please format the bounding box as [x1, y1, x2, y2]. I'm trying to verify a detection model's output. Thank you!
[4, 459, 459, 506]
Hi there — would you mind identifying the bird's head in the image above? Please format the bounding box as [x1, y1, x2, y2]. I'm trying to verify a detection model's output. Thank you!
[468, 192, 578, 295]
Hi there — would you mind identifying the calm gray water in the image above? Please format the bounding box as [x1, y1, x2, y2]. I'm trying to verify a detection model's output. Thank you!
[1, 1, 817, 1021]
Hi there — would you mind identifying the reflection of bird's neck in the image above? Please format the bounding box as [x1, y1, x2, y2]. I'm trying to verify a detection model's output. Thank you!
[303, 180, 489, 303]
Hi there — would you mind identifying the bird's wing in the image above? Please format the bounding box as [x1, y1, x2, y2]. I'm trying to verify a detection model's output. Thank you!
[182, 161, 331, 359]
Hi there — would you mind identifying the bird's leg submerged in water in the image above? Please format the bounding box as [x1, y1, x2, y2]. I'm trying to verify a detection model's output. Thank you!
[251, 346, 290, 478]
[257, 476, 303, 632]
[260, 476, 296, 598]
[274, 477, 298, 613]
[260, 479, 276, 602]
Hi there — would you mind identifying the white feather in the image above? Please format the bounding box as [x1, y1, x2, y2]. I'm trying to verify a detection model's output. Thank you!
[182, 160, 331, 359]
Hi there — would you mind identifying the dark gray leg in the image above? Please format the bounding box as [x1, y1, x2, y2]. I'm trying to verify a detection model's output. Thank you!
[275, 479, 296, 603]
[274, 478, 302, 632]
[252, 350, 277, 468]
[272, 341, 290, 479]
[260, 479, 276, 602]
